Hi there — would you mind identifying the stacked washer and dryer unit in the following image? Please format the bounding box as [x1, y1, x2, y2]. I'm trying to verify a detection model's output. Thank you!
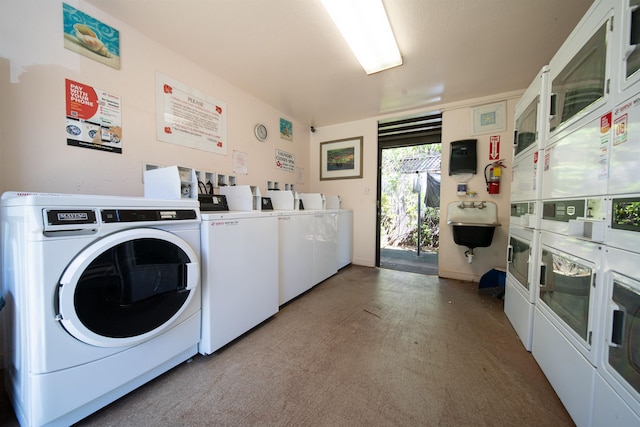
[507, 0, 640, 425]
[596, 0, 640, 423]
[505, 66, 548, 352]
[0, 192, 202, 426]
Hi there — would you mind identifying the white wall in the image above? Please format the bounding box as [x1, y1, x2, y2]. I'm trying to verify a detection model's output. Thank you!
[309, 119, 379, 267]
[312, 92, 522, 281]
[0, 0, 310, 196]
[0, 0, 523, 278]
[439, 96, 520, 281]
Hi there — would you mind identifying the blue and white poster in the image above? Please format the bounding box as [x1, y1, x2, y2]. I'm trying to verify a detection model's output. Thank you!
[63, 3, 120, 69]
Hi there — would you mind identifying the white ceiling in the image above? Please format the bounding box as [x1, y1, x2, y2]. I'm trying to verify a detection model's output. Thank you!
[86, 0, 594, 127]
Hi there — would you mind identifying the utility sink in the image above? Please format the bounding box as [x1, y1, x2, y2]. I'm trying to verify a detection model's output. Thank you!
[447, 201, 500, 249]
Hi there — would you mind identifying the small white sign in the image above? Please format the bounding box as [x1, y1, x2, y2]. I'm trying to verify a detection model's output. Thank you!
[156, 72, 227, 155]
[275, 149, 295, 172]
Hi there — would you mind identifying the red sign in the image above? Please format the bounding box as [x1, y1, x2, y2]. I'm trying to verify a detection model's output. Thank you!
[66, 79, 99, 119]
[489, 135, 500, 160]
[601, 112, 612, 134]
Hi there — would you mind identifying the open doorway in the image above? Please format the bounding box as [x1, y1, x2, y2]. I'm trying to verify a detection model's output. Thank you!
[376, 113, 442, 275]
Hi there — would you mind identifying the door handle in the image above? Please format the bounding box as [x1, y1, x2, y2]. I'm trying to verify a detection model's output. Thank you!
[539, 263, 547, 288]
[184, 262, 199, 291]
[610, 302, 625, 348]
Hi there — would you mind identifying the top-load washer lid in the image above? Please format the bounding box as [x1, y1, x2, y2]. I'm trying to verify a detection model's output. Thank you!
[325, 195, 340, 209]
[299, 193, 324, 210]
[265, 190, 295, 210]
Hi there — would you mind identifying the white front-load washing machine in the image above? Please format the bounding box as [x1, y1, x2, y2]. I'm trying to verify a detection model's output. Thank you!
[0, 192, 202, 426]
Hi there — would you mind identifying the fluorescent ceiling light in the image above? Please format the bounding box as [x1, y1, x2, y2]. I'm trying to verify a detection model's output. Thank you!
[321, 0, 403, 75]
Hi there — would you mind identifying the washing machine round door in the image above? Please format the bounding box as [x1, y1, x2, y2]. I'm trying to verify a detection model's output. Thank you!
[57, 228, 199, 347]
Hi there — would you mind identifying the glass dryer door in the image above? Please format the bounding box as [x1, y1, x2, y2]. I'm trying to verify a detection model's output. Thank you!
[539, 248, 595, 347]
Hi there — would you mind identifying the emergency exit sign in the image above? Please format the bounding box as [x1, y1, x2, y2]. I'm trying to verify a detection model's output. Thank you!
[489, 135, 500, 160]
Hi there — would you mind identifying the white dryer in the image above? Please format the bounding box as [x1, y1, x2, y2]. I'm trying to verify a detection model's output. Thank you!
[0, 192, 202, 426]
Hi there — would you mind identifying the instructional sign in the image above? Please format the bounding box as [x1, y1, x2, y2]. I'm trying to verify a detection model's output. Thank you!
[233, 150, 248, 175]
[599, 112, 611, 179]
[275, 149, 295, 172]
[65, 78, 122, 153]
[156, 72, 227, 155]
[614, 113, 627, 146]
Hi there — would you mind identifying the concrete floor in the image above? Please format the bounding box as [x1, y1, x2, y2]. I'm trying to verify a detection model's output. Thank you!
[2, 265, 574, 426]
[380, 247, 439, 276]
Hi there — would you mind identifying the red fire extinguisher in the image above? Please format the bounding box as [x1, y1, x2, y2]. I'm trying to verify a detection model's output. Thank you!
[484, 160, 505, 194]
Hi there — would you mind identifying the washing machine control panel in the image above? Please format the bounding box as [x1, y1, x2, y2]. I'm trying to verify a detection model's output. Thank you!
[101, 209, 198, 223]
[43, 208, 199, 232]
[542, 199, 585, 223]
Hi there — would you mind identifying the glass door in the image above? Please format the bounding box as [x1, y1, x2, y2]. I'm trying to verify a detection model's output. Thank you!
[601, 247, 640, 414]
[508, 235, 531, 291]
[608, 274, 640, 397]
[57, 228, 199, 347]
[539, 248, 595, 345]
[514, 96, 539, 157]
[624, 0, 640, 85]
[549, 20, 608, 133]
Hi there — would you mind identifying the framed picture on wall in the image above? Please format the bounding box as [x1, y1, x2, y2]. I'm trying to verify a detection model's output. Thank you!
[280, 118, 293, 141]
[63, 3, 121, 69]
[320, 136, 363, 180]
[471, 101, 506, 135]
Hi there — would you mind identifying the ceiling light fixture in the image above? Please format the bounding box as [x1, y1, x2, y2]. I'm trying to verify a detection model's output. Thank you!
[321, 0, 403, 75]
